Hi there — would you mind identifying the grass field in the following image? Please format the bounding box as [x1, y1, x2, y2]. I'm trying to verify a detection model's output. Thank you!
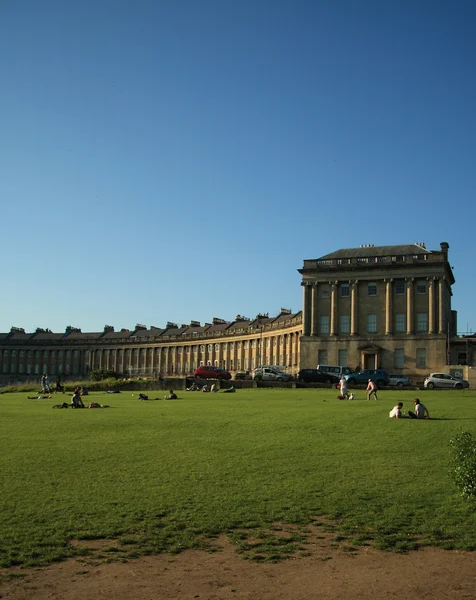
[1, 387, 476, 567]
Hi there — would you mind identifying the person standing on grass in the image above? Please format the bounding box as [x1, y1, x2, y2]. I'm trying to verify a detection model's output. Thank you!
[408, 398, 430, 419]
[389, 402, 404, 418]
[42, 373, 51, 394]
[366, 378, 378, 400]
[339, 376, 349, 399]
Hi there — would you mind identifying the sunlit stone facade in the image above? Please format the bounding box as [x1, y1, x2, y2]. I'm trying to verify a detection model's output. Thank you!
[1, 241, 475, 384]
[299, 242, 457, 375]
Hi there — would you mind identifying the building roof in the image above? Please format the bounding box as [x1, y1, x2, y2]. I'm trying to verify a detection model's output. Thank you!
[65, 332, 103, 341]
[101, 330, 133, 340]
[130, 327, 165, 339]
[318, 243, 431, 260]
[32, 332, 65, 341]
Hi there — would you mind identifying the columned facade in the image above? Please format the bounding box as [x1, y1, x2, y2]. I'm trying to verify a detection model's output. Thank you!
[299, 242, 456, 376]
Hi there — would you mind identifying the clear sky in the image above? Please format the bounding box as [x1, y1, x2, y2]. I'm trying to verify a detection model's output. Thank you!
[1, 0, 475, 334]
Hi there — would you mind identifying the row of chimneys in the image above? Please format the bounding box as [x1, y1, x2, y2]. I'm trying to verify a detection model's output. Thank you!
[10, 309, 295, 336]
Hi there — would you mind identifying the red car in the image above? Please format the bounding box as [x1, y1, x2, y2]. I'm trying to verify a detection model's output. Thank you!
[194, 365, 232, 380]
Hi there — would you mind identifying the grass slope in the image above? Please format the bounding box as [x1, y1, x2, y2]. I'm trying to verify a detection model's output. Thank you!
[1, 388, 475, 566]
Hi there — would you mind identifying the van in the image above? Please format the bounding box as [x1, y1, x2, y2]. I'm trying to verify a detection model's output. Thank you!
[317, 365, 354, 378]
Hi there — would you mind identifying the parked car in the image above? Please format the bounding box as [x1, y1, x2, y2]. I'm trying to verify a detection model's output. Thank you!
[423, 373, 469, 389]
[194, 365, 232, 380]
[252, 367, 294, 382]
[316, 365, 354, 378]
[296, 369, 340, 384]
[345, 369, 390, 387]
[388, 374, 411, 388]
[234, 372, 251, 380]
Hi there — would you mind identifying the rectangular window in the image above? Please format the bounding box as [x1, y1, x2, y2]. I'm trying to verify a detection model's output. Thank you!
[416, 313, 428, 332]
[320, 285, 330, 298]
[367, 314, 377, 333]
[340, 283, 350, 297]
[207, 344, 213, 352]
[320, 315, 329, 334]
[215, 344, 219, 352]
[416, 348, 426, 368]
[395, 280, 405, 295]
[186, 346, 190, 354]
[244, 341, 249, 349]
[200, 345, 205, 352]
[338, 349, 347, 366]
[395, 313, 405, 333]
[237, 359, 241, 370]
[416, 280, 427, 294]
[394, 348, 404, 369]
[318, 350, 327, 366]
[339, 315, 350, 334]
[368, 282, 377, 296]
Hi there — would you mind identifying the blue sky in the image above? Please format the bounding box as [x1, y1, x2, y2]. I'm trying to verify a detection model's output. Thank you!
[1, 0, 475, 334]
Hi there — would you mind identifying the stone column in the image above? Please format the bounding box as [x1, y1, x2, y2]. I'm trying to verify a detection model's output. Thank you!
[302, 282, 311, 336]
[439, 278, 445, 333]
[310, 284, 318, 336]
[330, 282, 337, 335]
[385, 279, 393, 335]
[406, 278, 414, 334]
[351, 281, 358, 335]
[429, 278, 436, 334]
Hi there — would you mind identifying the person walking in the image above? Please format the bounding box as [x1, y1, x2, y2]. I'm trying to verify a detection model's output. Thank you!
[366, 378, 378, 400]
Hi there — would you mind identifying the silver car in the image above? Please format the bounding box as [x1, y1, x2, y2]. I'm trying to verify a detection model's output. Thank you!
[252, 367, 293, 382]
[388, 374, 411, 388]
[423, 373, 469, 389]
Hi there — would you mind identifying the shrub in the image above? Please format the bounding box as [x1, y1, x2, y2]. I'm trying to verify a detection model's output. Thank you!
[90, 369, 121, 381]
[450, 431, 476, 500]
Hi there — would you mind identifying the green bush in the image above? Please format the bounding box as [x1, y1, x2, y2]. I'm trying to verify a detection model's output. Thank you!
[90, 369, 122, 381]
[450, 431, 476, 500]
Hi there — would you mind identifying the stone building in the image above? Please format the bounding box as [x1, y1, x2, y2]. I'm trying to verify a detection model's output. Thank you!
[0, 311, 302, 383]
[299, 241, 456, 375]
[1, 240, 475, 385]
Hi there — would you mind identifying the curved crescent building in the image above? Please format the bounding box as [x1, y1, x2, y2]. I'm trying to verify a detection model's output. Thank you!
[0, 241, 474, 383]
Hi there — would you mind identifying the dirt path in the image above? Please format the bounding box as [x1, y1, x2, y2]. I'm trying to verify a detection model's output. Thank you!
[2, 537, 476, 600]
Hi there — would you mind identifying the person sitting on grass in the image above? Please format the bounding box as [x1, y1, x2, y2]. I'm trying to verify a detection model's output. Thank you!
[164, 390, 178, 400]
[407, 398, 430, 419]
[71, 389, 85, 408]
[138, 393, 149, 401]
[389, 402, 404, 418]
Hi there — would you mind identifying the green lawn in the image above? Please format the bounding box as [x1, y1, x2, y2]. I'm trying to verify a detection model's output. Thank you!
[1, 387, 475, 567]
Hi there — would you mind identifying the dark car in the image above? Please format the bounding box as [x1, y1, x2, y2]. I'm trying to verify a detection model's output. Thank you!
[194, 365, 232, 380]
[296, 369, 340, 384]
[234, 372, 251, 380]
[345, 369, 390, 387]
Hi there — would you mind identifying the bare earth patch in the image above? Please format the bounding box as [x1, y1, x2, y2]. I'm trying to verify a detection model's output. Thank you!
[2, 527, 476, 599]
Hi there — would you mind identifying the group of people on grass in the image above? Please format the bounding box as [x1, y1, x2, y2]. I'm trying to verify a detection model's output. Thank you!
[337, 376, 376, 401]
[389, 398, 430, 419]
[186, 382, 236, 393]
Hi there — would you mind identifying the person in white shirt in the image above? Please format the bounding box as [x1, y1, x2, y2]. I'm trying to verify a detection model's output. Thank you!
[408, 398, 430, 419]
[389, 402, 404, 418]
[339, 376, 349, 399]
